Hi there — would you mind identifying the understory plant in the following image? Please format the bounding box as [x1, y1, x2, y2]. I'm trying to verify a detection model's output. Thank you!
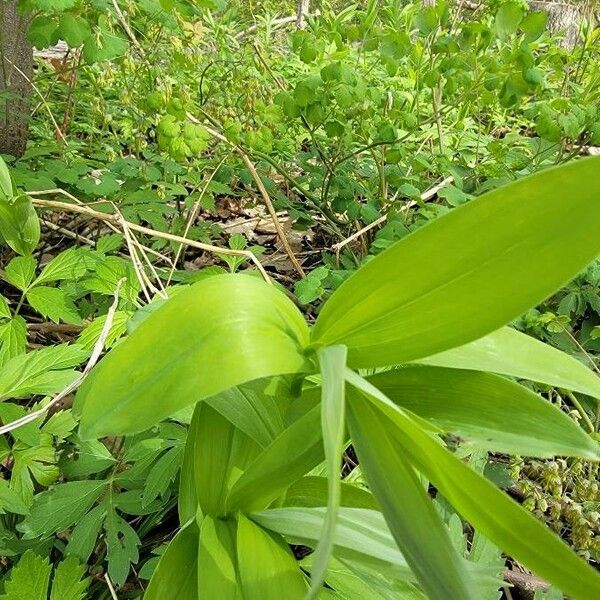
[76, 157, 600, 598]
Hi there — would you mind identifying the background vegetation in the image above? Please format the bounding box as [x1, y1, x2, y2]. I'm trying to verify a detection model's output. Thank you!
[0, 0, 599, 598]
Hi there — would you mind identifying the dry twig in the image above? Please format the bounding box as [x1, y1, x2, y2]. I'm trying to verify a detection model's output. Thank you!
[28, 194, 272, 283]
[332, 176, 454, 258]
[187, 113, 305, 276]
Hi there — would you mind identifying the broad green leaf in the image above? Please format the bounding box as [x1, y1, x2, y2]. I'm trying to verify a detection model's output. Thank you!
[49, 555, 89, 600]
[308, 346, 347, 600]
[416, 326, 600, 401]
[283, 476, 378, 510]
[188, 401, 259, 517]
[4, 256, 36, 291]
[368, 367, 600, 458]
[58, 13, 91, 47]
[312, 158, 600, 368]
[225, 404, 323, 512]
[347, 370, 600, 600]
[19, 480, 108, 539]
[198, 516, 241, 599]
[77, 274, 311, 438]
[520, 11, 548, 42]
[82, 26, 127, 63]
[495, 2, 524, 38]
[346, 395, 476, 600]
[179, 405, 199, 525]
[319, 553, 427, 600]
[252, 507, 411, 578]
[0, 344, 88, 401]
[0, 156, 12, 199]
[26, 287, 81, 325]
[237, 513, 307, 599]
[206, 378, 286, 447]
[146, 521, 198, 600]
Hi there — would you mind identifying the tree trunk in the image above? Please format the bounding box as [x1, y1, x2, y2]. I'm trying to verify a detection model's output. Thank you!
[297, 0, 311, 29]
[528, 1, 592, 49]
[0, 1, 32, 158]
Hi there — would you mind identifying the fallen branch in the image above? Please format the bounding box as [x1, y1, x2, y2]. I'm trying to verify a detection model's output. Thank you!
[504, 568, 550, 599]
[28, 193, 272, 283]
[0, 279, 123, 436]
[28, 322, 85, 334]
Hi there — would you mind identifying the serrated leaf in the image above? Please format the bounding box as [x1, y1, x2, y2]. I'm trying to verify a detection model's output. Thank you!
[60, 438, 115, 478]
[19, 480, 108, 539]
[66, 503, 106, 562]
[26, 287, 81, 325]
[0, 344, 88, 400]
[0, 550, 51, 600]
[0, 550, 89, 600]
[4, 256, 37, 291]
[49, 555, 89, 600]
[142, 444, 184, 506]
[76, 311, 130, 351]
[105, 511, 140, 586]
[0, 316, 27, 366]
[34, 248, 92, 285]
[0, 479, 29, 515]
[0, 294, 10, 320]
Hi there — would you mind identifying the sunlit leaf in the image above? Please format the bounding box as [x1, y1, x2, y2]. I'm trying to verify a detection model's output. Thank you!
[313, 158, 600, 368]
[368, 367, 600, 458]
[416, 326, 600, 400]
[77, 274, 311, 438]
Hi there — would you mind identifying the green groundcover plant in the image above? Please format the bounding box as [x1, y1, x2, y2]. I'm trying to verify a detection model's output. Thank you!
[77, 157, 600, 599]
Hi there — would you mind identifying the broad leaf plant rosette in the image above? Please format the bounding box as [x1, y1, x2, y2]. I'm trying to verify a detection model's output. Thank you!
[77, 158, 600, 599]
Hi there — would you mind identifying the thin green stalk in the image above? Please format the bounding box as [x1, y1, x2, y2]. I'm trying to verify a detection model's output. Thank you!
[566, 391, 595, 434]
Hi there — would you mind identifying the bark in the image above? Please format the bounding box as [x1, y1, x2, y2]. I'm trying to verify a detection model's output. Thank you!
[297, 0, 311, 29]
[528, 1, 592, 49]
[0, 0, 32, 158]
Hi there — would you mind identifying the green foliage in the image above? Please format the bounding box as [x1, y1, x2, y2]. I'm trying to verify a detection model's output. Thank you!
[0, 1, 599, 597]
[0, 551, 89, 600]
[78, 159, 600, 598]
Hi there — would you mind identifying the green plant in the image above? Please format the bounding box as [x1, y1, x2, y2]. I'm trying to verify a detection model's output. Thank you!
[77, 157, 600, 598]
